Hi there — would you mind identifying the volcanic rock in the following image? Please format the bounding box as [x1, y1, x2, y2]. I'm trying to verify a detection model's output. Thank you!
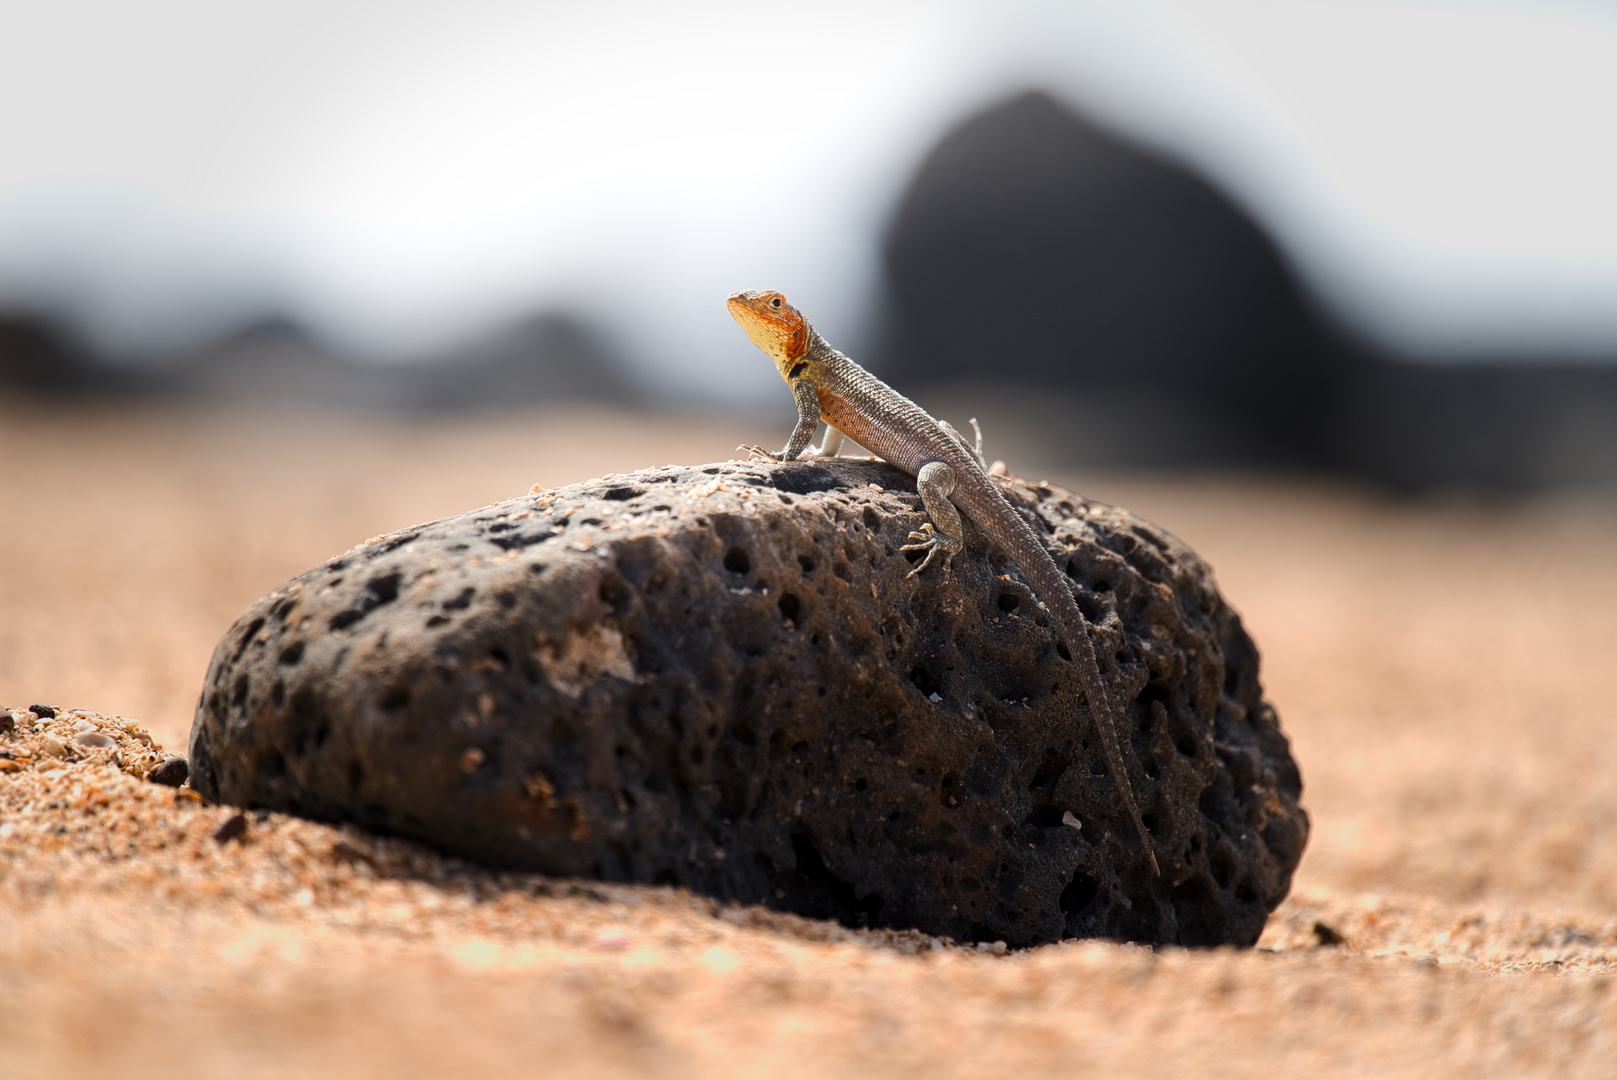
[189, 459, 1307, 947]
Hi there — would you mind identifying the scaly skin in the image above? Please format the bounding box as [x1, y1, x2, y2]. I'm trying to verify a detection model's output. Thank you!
[728, 288, 1159, 876]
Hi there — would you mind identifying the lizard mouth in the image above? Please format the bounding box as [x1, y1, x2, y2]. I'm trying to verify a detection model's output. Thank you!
[727, 290, 807, 365]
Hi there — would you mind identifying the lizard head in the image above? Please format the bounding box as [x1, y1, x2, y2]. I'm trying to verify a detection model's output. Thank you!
[727, 289, 809, 378]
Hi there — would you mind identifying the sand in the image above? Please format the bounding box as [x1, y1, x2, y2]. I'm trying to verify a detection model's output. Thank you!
[2, 397, 1615, 1078]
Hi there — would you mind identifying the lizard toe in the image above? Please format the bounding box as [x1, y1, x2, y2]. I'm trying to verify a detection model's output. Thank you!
[901, 524, 936, 549]
[902, 534, 953, 577]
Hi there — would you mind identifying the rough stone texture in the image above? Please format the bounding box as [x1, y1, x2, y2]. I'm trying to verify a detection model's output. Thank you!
[189, 459, 1307, 948]
[147, 755, 190, 787]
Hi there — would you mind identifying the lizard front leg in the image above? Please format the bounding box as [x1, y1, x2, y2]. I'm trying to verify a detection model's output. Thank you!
[900, 460, 965, 576]
[741, 377, 821, 462]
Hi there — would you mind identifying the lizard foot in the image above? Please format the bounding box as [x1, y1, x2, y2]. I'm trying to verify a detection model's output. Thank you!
[900, 523, 961, 577]
[738, 444, 787, 463]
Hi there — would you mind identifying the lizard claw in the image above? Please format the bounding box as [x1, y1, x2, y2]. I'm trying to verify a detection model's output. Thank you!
[900, 524, 955, 577]
[738, 444, 785, 463]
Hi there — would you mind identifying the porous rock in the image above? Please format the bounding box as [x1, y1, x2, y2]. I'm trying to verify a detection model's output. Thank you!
[189, 459, 1307, 947]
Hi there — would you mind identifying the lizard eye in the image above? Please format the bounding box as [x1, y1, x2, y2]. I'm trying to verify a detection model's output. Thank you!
[770, 296, 782, 308]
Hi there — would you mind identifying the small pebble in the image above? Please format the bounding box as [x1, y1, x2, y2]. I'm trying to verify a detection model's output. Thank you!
[329, 839, 375, 867]
[1313, 921, 1348, 947]
[38, 736, 67, 759]
[76, 731, 117, 749]
[29, 704, 56, 719]
[213, 812, 249, 844]
[0, 713, 13, 734]
[148, 756, 190, 787]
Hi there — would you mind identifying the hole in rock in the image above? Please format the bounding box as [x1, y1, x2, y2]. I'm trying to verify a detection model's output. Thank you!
[1028, 748, 1065, 792]
[1060, 872, 1100, 915]
[598, 574, 632, 612]
[1022, 802, 1066, 829]
[724, 546, 751, 575]
[908, 667, 939, 697]
[787, 832, 884, 927]
[1210, 847, 1236, 891]
[366, 572, 401, 604]
[233, 619, 264, 662]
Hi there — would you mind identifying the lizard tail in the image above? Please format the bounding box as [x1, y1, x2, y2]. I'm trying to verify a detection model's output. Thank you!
[1022, 551, 1160, 877]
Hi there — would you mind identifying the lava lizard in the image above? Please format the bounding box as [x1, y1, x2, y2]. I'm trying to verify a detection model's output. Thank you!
[727, 288, 1159, 875]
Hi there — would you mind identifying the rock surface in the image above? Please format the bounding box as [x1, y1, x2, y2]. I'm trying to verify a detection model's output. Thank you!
[189, 459, 1307, 947]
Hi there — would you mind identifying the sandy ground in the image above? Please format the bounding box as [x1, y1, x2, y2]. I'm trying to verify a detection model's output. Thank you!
[3, 397, 1616, 1078]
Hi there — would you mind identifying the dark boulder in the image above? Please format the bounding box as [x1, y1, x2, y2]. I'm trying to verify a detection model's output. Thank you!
[875, 88, 1617, 491]
[876, 90, 1345, 469]
[189, 459, 1307, 947]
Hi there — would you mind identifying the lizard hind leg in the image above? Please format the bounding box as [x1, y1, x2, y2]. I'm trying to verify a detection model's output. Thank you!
[900, 460, 965, 577]
[806, 425, 846, 460]
[940, 420, 987, 470]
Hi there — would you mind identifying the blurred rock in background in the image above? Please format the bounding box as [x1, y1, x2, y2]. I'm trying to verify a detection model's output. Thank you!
[875, 91, 1340, 472]
[0, 313, 129, 396]
[6, 0, 1617, 494]
[0, 310, 637, 412]
[873, 91, 1617, 493]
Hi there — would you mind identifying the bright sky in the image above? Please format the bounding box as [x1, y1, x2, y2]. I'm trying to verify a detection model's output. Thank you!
[0, 0, 1614, 393]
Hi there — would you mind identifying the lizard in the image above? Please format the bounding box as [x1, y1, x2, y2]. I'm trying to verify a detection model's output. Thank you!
[727, 288, 1159, 876]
